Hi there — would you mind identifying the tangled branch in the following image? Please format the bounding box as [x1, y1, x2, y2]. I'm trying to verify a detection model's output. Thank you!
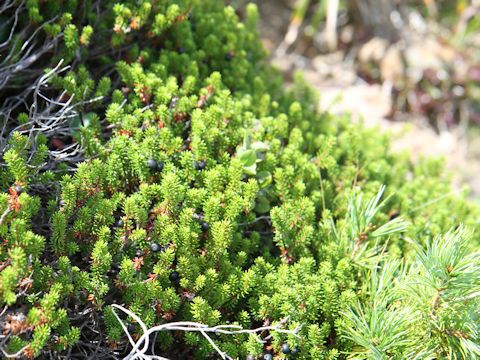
[111, 304, 302, 360]
[1, 59, 103, 172]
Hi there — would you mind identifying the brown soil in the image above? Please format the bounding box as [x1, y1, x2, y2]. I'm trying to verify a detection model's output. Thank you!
[252, 0, 480, 198]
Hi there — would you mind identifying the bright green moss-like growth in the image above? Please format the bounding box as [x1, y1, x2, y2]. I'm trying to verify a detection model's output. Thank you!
[1, 1, 480, 359]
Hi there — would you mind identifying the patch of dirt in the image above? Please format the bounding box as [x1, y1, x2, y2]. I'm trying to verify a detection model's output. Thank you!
[254, 1, 480, 198]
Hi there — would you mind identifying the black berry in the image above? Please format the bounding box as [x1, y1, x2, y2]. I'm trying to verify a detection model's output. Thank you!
[169, 271, 179, 282]
[127, 324, 135, 333]
[201, 222, 209, 232]
[178, 46, 185, 53]
[281, 343, 291, 354]
[117, 219, 124, 227]
[291, 347, 299, 355]
[59, 200, 66, 207]
[147, 159, 157, 169]
[150, 243, 161, 252]
[195, 160, 206, 170]
[263, 354, 273, 360]
[225, 52, 234, 61]
[107, 268, 117, 276]
[14, 185, 23, 194]
[156, 161, 164, 172]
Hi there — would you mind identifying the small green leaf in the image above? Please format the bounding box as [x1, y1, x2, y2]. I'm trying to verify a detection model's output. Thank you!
[68, 112, 95, 130]
[243, 133, 252, 149]
[257, 171, 272, 188]
[68, 115, 82, 130]
[239, 149, 257, 167]
[82, 112, 95, 127]
[255, 195, 270, 213]
[244, 163, 257, 176]
[252, 141, 270, 152]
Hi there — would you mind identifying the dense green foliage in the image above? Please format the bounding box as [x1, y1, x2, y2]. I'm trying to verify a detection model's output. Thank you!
[1, 0, 480, 359]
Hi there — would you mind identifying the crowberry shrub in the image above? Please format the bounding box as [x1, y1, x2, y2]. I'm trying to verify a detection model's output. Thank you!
[1, 0, 480, 359]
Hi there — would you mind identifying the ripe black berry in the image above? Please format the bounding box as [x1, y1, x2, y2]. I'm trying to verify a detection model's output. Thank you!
[14, 185, 23, 194]
[161, 244, 169, 252]
[281, 343, 291, 354]
[195, 160, 206, 170]
[59, 200, 66, 207]
[156, 161, 164, 172]
[291, 347, 299, 356]
[127, 324, 135, 333]
[107, 268, 117, 276]
[263, 354, 273, 360]
[117, 219, 124, 227]
[147, 159, 157, 169]
[150, 243, 161, 252]
[201, 222, 209, 232]
[169, 271, 179, 282]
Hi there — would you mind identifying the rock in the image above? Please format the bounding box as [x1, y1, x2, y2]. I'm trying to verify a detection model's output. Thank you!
[358, 37, 389, 64]
[380, 44, 404, 83]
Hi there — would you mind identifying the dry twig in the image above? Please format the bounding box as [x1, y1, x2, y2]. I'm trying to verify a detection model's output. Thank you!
[111, 303, 302, 360]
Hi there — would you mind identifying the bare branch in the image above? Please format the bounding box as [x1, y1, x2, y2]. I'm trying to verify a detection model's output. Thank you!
[111, 304, 302, 360]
